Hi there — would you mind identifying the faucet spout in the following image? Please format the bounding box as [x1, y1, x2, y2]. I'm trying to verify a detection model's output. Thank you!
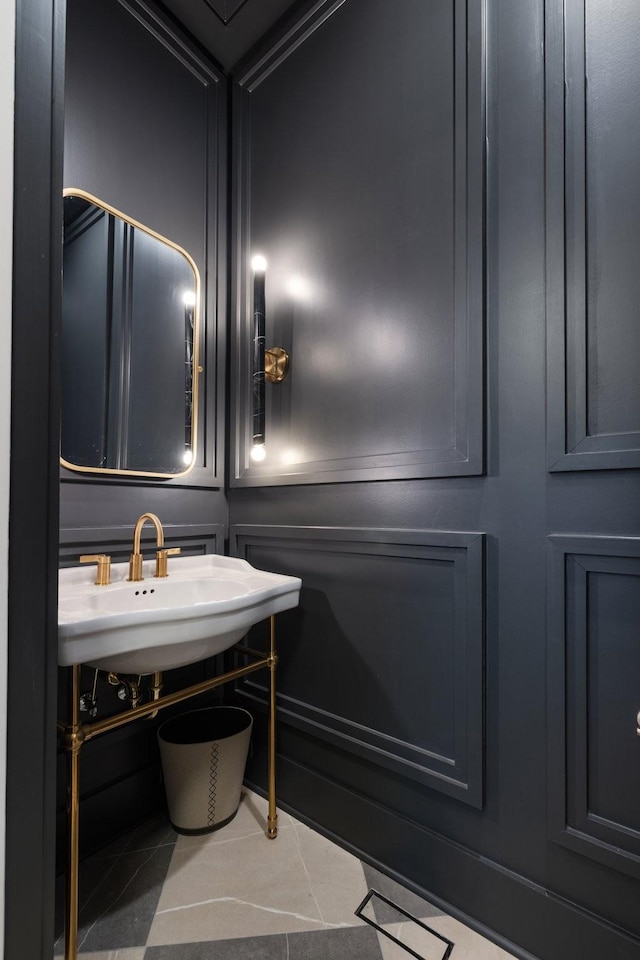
[128, 512, 165, 581]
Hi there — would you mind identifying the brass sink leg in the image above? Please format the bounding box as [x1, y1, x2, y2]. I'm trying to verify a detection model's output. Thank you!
[64, 664, 84, 960]
[58, 619, 283, 957]
[267, 615, 278, 839]
[148, 671, 163, 719]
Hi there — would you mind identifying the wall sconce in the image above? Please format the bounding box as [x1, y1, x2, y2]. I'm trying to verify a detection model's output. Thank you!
[183, 289, 196, 466]
[251, 255, 289, 462]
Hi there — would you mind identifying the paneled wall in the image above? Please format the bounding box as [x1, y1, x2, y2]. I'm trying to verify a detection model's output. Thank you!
[231, 0, 483, 484]
[232, 525, 484, 807]
[59, 0, 228, 855]
[52, 0, 640, 958]
[548, 536, 640, 880]
[546, 0, 640, 470]
[62, 0, 227, 493]
[228, 2, 640, 959]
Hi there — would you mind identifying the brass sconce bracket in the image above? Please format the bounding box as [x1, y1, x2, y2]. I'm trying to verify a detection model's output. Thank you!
[265, 347, 289, 383]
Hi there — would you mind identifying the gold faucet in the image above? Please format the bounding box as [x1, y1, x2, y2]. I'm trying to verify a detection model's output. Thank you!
[127, 512, 180, 581]
[128, 513, 164, 581]
[79, 554, 111, 586]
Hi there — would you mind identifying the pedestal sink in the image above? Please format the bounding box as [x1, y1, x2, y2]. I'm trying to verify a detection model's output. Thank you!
[58, 554, 302, 673]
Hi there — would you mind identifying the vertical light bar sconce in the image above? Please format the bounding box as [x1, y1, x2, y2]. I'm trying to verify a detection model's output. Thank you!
[183, 289, 196, 467]
[250, 255, 289, 463]
[251, 255, 267, 460]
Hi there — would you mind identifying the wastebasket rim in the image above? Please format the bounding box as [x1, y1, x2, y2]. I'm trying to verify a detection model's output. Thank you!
[158, 706, 253, 744]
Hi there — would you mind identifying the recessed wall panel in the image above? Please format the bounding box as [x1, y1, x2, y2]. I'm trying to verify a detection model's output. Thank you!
[548, 536, 640, 878]
[232, 0, 485, 484]
[231, 526, 485, 807]
[63, 0, 226, 486]
[547, 0, 640, 470]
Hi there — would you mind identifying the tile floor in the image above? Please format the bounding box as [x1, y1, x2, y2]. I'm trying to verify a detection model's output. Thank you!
[54, 789, 518, 960]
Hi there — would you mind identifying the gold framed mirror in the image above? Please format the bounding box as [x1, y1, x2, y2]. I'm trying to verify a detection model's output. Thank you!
[61, 188, 201, 479]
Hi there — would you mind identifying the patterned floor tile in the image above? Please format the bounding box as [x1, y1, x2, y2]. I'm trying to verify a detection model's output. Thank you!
[53, 790, 519, 960]
[374, 920, 452, 960]
[357, 891, 452, 960]
[362, 863, 443, 921]
[144, 934, 288, 959]
[358, 871, 517, 960]
[54, 814, 177, 952]
[290, 817, 369, 927]
[55, 841, 174, 954]
[147, 816, 341, 945]
[287, 925, 384, 959]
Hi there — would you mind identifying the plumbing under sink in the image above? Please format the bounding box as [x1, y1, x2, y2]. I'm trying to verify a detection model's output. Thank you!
[58, 554, 302, 674]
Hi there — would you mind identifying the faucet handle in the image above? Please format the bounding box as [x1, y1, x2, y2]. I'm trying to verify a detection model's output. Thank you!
[79, 554, 111, 586]
[155, 546, 181, 579]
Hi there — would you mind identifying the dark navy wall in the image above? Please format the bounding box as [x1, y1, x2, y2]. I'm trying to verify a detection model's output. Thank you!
[61, 0, 227, 495]
[61, 0, 228, 554]
[59, 0, 228, 856]
[7, 0, 64, 953]
[45, 1, 640, 959]
[231, 0, 483, 484]
[227, 2, 640, 959]
[61, 207, 110, 465]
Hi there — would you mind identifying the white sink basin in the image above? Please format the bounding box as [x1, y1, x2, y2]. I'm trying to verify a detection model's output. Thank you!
[58, 554, 302, 674]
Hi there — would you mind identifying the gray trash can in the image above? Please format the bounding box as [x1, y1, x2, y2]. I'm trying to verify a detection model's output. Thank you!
[158, 706, 253, 835]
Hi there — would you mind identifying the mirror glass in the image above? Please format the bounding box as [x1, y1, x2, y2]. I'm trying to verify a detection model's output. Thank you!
[61, 190, 200, 478]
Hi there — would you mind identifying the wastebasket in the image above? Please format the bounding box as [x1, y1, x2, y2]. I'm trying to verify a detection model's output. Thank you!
[158, 706, 253, 834]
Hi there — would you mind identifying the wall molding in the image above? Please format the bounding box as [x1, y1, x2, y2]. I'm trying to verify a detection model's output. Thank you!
[231, 524, 485, 807]
[61, 0, 228, 489]
[59, 522, 225, 565]
[547, 534, 640, 879]
[545, 0, 640, 471]
[254, 754, 640, 960]
[231, 0, 485, 486]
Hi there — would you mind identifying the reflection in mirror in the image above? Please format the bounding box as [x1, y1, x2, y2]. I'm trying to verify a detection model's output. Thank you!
[61, 190, 200, 478]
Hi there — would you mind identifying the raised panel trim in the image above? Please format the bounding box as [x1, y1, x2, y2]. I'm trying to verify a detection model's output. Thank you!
[231, 524, 485, 807]
[256, 754, 640, 960]
[59, 522, 225, 566]
[237, 0, 348, 92]
[60, 0, 228, 489]
[203, 0, 251, 27]
[545, 1, 640, 471]
[230, 0, 485, 486]
[547, 534, 640, 878]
